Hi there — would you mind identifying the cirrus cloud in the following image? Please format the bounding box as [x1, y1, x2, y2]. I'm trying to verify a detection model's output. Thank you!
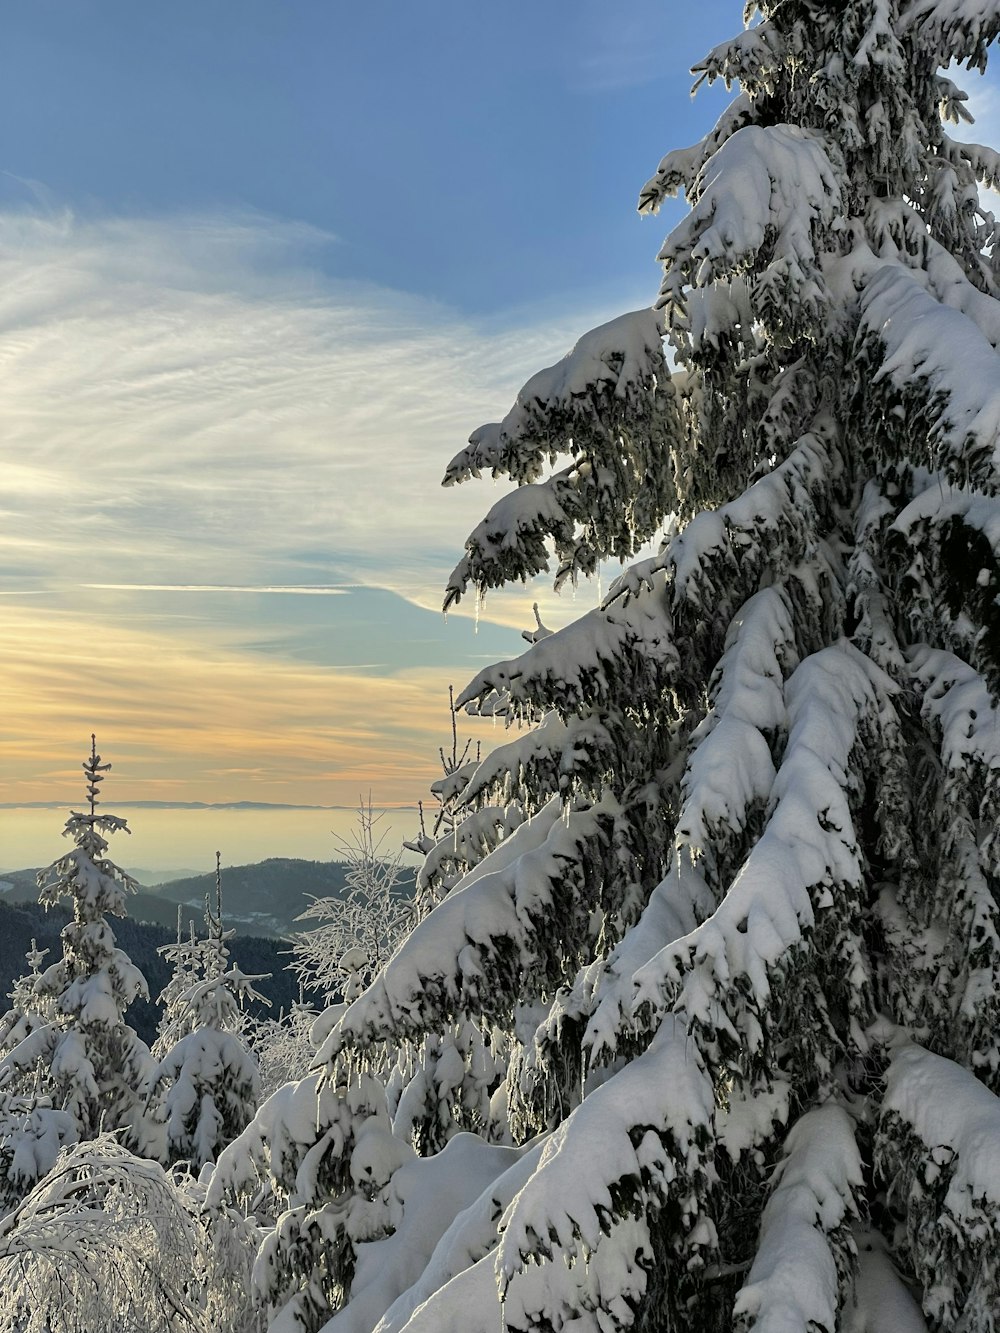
[0, 205, 626, 808]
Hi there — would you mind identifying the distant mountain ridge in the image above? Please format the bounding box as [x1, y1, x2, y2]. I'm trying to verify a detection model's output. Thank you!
[0, 855, 419, 1044]
[2, 856, 416, 940]
[151, 857, 372, 937]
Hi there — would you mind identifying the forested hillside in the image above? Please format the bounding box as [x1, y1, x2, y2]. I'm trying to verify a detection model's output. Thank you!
[0, 898, 302, 1044]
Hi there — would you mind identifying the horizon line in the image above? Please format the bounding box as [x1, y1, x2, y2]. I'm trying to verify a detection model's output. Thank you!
[0, 800, 421, 812]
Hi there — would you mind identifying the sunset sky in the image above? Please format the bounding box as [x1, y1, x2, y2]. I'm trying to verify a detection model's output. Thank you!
[3, 2, 999, 832]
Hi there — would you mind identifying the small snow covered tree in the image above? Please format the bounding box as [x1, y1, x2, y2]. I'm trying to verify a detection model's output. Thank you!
[0, 941, 55, 1064]
[0, 941, 76, 1213]
[153, 908, 204, 1059]
[208, 1061, 412, 1333]
[0, 738, 155, 1152]
[151, 854, 268, 1171]
[308, 4, 1000, 1331]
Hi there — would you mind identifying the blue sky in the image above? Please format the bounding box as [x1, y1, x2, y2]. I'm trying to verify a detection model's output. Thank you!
[3, 2, 735, 313]
[2, 2, 999, 832]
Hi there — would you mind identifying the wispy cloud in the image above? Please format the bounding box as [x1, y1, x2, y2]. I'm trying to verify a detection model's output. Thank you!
[0, 205, 616, 805]
[0, 207, 617, 614]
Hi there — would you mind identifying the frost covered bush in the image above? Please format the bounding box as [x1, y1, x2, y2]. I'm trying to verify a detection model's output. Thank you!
[281, 1, 1000, 1330]
[242, 1002, 319, 1103]
[291, 799, 414, 1001]
[0, 1136, 263, 1333]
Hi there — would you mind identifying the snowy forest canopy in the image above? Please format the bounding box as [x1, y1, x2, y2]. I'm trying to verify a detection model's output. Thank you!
[8, 0, 1000, 1330]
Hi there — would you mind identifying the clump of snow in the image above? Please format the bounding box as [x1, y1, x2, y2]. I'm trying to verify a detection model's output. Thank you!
[734, 1104, 862, 1333]
[498, 1014, 716, 1328]
[859, 265, 1000, 485]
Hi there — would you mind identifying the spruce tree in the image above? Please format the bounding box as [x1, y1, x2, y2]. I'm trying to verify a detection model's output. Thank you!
[307, 3, 1000, 1330]
[151, 854, 267, 1170]
[0, 941, 75, 1214]
[0, 738, 155, 1149]
[0, 940, 55, 1068]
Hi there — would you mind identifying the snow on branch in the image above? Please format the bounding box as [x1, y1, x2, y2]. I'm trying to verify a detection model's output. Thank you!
[942, 133, 1000, 195]
[733, 1104, 863, 1333]
[444, 310, 669, 486]
[445, 467, 591, 597]
[416, 804, 524, 906]
[889, 481, 1000, 683]
[910, 644, 1000, 773]
[458, 711, 618, 814]
[639, 94, 753, 214]
[922, 228, 1000, 350]
[657, 126, 845, 334]
[690, 22, 785, 98]
[906, 646, 1000, 1079]
[606, 425, 843, 689]
[456, 573, 677, 721]
[674, 426, 837, 606]
[849, 478, 911, 676]
[857, 264, 1000, 488]
[583, 856, 714, 1067]
[443, 309, 681, 608]
[900, 0, 1000, 68]
[632, 643, 897, 1072]
[674, 588, 795, 893]
[878, 1041, 1000, 1326]
[496, 1014, 717, 1330]
[324, 799, 613, 1053]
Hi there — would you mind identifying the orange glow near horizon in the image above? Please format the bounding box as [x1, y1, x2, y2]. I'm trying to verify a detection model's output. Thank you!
[1, 601, 506, 808]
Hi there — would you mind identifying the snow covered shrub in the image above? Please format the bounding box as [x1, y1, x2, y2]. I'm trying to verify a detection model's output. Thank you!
[308, 2, 1000, 1329]
[0, 1135, 262, 1333]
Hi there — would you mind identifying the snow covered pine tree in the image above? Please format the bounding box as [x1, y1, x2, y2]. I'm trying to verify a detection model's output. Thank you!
[303, 3, 1000, 1331]
[151, 854, 267, 1170]
[0, 737, 156, 1154]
